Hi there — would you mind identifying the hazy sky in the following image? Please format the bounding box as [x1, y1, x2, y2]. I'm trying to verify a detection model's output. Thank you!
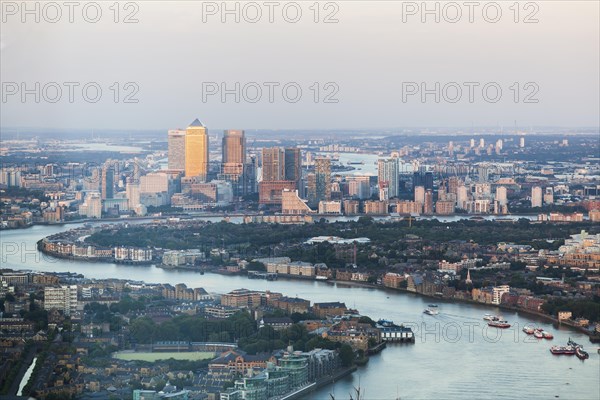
[1, 1, 599, 131]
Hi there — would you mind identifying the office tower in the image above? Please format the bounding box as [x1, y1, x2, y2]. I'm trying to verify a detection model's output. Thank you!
[478, 166, 489, 183]
[347, 176, 370, 199]
[101, 163, 115, 200]
[284, 147, 302, 188]
[424, 172, 434, 191]
[457, 185, 468, 209]
[531, 186, 543, 208]
[222, 130, 246, 175]
[314, 158, 331, 203]
[479, 138, 485, 148]
[185, 119, 209, 178]
[168, 129, 186, 171]
[221, 130, 246, 196]
[496, 186, 508, 206]
[378, 158, 399, 199]
[262, 147, 285, 182]
[470, 138, 475, 148]
[448, 176, 461, 195]
[126, 180, 140, 210]
[245, 155, 258, 194]
[80, 192, 102, 218]
[414, 185, 425, 205]
[379, 185, 389, 201]
[519, 137, 525, 148]
[424, 189, 434, 214]
[448, 141, 454, 156]
[544, 187, 554, 205]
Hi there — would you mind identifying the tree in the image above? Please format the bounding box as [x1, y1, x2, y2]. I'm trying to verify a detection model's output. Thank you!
[339, 344, 354, 367]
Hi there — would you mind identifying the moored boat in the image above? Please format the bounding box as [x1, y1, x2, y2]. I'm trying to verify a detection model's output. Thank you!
[542, 331, 553, 339]
[523, 326, 535, 335]
[423, 308, 439, 315]
[488, 320, 511, 328]
[533, 329, 544, 339]
[550, 345, 576, 355]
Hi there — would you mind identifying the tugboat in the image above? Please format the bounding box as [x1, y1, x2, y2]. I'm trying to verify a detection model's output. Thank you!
[488, 320, 511, 328]
[575, 346, 589, 360]
[423, 308, 439, 315]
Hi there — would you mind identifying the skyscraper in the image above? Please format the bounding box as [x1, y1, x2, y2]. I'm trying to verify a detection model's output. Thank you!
[168, 129, 186, 171]
[101, 163, 114, 200]
[378, 158, 399, 199]
[424, 189, 434, 215]
[261, 148, 285, 182]
[185, 119, 209, 178]
[222, 130, 246, 175]
[314, 158, 331, 203]
[220, 130, 246, 196]
[496, 186, 508, 206]
[284, 147, 302, 188]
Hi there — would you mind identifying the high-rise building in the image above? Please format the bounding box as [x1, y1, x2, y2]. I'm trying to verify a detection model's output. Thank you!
[101, 163, 115, 200]
[531, 186, 543, 208]
[414, 185, 425, 206]
[313, 158, 331, 203]
[495, 186, 508, 206]
[185, 119, 209, 178]
[347, 176, 370, 199]
[284, 148, 302, 188]
[457, 185, 469, 210]
[222, 130, 246, 175]
[544, 187, 554, 205]
[168, 129, 186, 171]
[424, 189, 434, 214]
[519, 136, 525, 148]
[262, 148, 285, 182]
[378, 158, 399, 199]
[44, 285, 78, 316]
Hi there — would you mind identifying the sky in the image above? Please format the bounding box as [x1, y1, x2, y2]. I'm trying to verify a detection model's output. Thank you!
[1, 1, 599, 131]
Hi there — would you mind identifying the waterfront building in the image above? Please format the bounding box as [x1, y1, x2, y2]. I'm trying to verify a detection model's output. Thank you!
[364, 200, 388, 215]
[284, 147, 302, 188]
[259, 180, 297, 205]
[281, 189, 313, 214]
[435, 200, 455, 215]
[313, 302, 347, 318]
[414, 185, 425, 206]
[378, 158, 399, 199]
[185, 119, 209, 178]
[343, 199, 360, 215]
[423, 189, 433, 215]
[168, 129, 186, 171]
[309, 158, 331, 205]
[496, 186, 508, 206]
[492, 285, 511, 305]
[318, 200, 342, 214]
[382, 272, 405, 289]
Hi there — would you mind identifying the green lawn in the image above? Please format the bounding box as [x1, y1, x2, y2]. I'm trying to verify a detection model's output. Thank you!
[113, 351, 215, 362]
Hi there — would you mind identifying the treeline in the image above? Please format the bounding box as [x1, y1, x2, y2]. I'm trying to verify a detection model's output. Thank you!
[541, 297, 600, 322]
[128, 312, 256, 344]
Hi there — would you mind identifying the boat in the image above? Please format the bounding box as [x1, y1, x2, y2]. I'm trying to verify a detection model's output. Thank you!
[347, 161, 364, 165]
[575, 346, 589, 360]
[550, 345, 576, 355]
[542, 331, 554, 339]
[523, 326, 535, 335]
[423, 308, 439, 315]
[533, 329, 544, 339]
[488, 320, 511, 328]
[428, 304, 438, 308]
[483, 314, 502, 321]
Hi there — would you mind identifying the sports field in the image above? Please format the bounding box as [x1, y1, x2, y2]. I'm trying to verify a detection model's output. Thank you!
[113, 351, 215, 362]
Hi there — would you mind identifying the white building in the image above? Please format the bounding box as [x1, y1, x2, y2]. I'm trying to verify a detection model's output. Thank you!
[531, 186, 543, 208]
[492, 285, 510, 305]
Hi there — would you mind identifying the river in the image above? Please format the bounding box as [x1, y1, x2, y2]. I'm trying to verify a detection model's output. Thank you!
[1, 223, 598, 399]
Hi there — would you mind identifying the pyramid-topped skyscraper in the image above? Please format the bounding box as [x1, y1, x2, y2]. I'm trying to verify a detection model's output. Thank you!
[185, 118, 209, 178]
